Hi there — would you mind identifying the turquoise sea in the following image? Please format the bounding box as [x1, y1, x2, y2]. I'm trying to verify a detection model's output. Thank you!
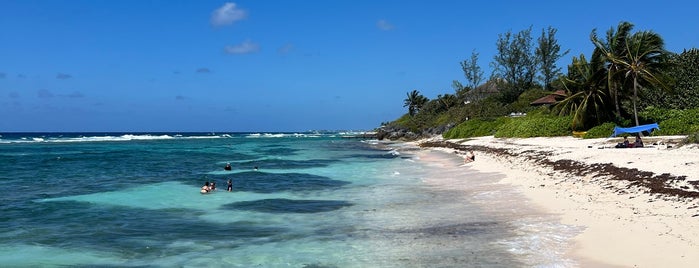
[0, 132, 578, 267]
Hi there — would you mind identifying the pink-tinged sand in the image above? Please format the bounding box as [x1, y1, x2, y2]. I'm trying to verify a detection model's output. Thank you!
[419, 136, 699, 267]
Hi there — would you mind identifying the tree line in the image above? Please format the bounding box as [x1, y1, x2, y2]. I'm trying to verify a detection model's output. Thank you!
[394, 21, 699, 136]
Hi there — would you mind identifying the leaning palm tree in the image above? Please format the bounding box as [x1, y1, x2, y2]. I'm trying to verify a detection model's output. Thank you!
[590, 21, 634, 120]
[403, 90, 428, 116]
[437, 94, 458, 111]
[613, 30, 670, 125]
[555, 53, 611, 130]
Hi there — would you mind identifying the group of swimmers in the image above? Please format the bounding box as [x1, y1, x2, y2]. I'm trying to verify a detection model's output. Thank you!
[201, 179, 233, 194]
[225, 163, 258, 171]
[200, 163, 260, 194]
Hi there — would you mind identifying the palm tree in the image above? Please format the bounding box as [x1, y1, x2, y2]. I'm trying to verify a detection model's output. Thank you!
[613, 30, 670, 125]
[437, 94, 458, 111]
[555, 53, 611, 130]
[403, 90, 428, 116]
[590, 21, 634, 120]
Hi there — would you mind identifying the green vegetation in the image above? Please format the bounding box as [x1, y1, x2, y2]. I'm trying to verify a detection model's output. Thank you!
[686, 131, 699, 144]
[536, 26, 570, 90]
[639, 107, 699, 135]
[583, 122, 616, 139]
[443, 117, 510, 139]
[442, 112, 572, 139]
[642, 49, 699, 109]
[495, 114, 572, 138]
[382, 21, 699, 141]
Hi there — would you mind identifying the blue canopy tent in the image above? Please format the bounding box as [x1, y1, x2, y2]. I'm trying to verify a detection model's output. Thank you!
[611, 123, 660, 137]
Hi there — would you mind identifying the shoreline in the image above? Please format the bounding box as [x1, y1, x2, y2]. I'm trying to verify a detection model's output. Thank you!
[415, 135, 699, 267]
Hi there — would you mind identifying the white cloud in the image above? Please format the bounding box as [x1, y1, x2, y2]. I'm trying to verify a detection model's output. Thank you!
[211, 2, 247, 26]
[377, 19, 394, 31]
[224, 40, 260, 54]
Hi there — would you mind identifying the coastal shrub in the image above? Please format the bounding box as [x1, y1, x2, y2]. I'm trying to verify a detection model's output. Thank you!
[641, 49, 699, 110]
[583, 122, 616, 139]
[466, 97, 509, 118]
[434, 113, 451, 126]
[442, 105, 471, 125]
[525, 106, 554, 117]
[392, 114, 413, 127]
[504, 88, 549, 114]
[638, 107, 699, 135]
[657, 117, 699, 135]
[686, 131, 699, 144]
[494, 114, 572, 138]
[390, 114, 422, 132]
[435, 108, 472, 127]
[638, 106, 683, 122]
[443, 117, 511, 139]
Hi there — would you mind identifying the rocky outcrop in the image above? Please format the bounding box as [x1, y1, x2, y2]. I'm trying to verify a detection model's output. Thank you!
[376, 123, 454, 141]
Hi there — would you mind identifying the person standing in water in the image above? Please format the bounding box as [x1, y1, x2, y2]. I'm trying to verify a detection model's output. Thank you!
[227, 179, 233, 192]
[201, 181, 211, 194]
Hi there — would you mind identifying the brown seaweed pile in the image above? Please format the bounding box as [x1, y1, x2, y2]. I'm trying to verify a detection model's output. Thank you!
[419, 140, 699, 200]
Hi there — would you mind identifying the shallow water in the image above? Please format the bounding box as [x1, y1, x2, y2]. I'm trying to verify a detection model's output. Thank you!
[0, 133, 577, 267]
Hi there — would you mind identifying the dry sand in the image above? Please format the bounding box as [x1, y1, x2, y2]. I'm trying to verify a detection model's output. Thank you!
[417, 135, 699, 267]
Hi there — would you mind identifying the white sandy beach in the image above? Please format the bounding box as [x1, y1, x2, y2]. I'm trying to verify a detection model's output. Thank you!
[418, 135, 699, 267]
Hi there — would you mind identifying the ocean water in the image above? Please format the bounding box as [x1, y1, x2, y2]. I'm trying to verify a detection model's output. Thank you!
[0, 132, 579, 267]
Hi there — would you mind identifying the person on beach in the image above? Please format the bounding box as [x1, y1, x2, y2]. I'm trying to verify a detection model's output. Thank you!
[227, 179, 233, 192]
[616, 136, 630, 148]
[224, 163, 232, 170]
[634, 136, 644, 148]
[465, 151, 475, 163]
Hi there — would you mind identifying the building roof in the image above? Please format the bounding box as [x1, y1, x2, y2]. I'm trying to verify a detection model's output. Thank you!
[530, 90, 567, 105]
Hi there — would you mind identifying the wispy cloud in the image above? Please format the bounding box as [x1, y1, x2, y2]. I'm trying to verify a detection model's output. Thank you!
[56, 73, 72, 79]
[37, 89, 85, 98]
[59, 91, 84, 98]
[196, 68, 212, 73]
[0, 72, 6, 79]
[377, 19, 394, 31]
[211, 2, 247, 26]
[38, 89, 54, 98]
[9, 91, 19, 98]
[224, 39, 260, 54]
[17, 74, 25, 78]
[175, 95, 187, 101]
[277, 43, 294, 55]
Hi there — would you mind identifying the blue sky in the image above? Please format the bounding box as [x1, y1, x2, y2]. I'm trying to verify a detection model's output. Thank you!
[1, 0, 697, 132]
